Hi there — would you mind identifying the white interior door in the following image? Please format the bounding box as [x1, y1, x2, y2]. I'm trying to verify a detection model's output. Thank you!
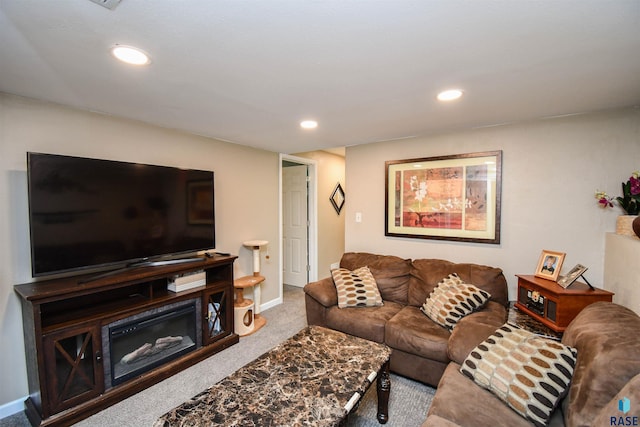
[283, 164, 308, 287]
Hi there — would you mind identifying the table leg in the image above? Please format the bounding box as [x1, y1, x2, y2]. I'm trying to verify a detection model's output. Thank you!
[376, 360, 390, 424]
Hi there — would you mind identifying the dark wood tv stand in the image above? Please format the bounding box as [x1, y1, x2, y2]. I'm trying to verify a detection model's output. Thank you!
[15, 254, 239, 427]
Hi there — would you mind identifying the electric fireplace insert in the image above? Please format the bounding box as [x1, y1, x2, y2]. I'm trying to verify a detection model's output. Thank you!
[102, 298, 201, 388]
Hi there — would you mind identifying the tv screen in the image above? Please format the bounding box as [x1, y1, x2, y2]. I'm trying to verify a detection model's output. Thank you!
[27, 152, 215, 277]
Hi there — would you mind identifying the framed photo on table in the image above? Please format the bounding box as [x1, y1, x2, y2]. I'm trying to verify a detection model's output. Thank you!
[535, 250, 565, 282]
[557, 264, 588, 288]
[385, 150, 502, 244]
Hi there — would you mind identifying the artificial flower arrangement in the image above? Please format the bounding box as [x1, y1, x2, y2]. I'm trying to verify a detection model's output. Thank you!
[595, 171, 640, 215]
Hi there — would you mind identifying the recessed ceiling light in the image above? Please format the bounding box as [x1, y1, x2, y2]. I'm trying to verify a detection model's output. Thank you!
[111, 45, 151, 66]
[300, 120, 318, 129]
[437, 89, 463, 102]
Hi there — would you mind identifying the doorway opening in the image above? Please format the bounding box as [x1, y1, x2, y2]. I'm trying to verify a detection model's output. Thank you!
[279, 155, 317, 289]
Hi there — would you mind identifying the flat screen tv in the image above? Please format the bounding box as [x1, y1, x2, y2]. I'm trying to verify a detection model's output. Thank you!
[27, 152, 215, 278]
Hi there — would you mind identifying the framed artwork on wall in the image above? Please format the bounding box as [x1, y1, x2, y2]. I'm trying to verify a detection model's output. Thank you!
[385, 150, 502, 244]
[535, 250, 566, 282]
[330, 183, 345, 215]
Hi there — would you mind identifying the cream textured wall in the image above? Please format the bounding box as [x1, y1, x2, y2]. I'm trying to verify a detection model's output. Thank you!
[345, 107, 640, 300]
[293, 151, 345, 276]
[604, 233, 640, 313]
[0, 93, 280, 411]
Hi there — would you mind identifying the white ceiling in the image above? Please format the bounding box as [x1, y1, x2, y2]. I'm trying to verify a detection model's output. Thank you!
[1, 1, 639, 154]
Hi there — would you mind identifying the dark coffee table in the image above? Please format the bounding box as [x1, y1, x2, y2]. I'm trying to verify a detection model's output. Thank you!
[154, 326, 392, 426]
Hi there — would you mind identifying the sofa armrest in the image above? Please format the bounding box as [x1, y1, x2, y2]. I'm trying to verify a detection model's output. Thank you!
[304, 277, 338, 327]
[304, 277, 338, 307]
[447, 301, 507, 365]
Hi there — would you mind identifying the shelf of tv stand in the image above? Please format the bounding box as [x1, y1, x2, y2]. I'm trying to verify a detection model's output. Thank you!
[15, 253, 239, 427]
[17, 257, 230, 327]
[16, 255, 229, 301]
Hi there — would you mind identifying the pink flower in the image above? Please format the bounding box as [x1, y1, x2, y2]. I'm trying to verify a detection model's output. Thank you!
[594, 170, 640, 215]
[630, 176, 640, 196]
[595, 190, 613, 208]
[598, 196, 613, 208]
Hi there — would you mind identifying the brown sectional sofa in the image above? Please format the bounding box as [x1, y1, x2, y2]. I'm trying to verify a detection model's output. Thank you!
[425, 301, 640, 427]
[303, 252, 510, 386]
[304, 252, 640, 426]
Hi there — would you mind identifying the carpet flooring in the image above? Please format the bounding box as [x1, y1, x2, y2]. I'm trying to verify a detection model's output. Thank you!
[0, 285, 435, 426]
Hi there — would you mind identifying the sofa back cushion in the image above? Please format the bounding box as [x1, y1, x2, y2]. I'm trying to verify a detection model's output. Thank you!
[408, 259, 508, 307]
[340, 252, 411, 305]
[561, 302, 640, 427]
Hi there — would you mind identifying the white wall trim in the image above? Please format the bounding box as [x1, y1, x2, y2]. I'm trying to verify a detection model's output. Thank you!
[260, 295, 284, 312]
[0, 397, 25, 420]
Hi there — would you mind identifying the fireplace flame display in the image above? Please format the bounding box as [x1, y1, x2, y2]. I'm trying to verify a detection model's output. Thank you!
[102, 299, 201, 388]
[120, 336, 184, 364]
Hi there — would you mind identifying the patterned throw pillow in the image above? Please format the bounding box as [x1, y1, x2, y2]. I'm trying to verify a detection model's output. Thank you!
[332, 266, 383, 308]
[460, 323, 577, 427]
[420, 273, 491, 329]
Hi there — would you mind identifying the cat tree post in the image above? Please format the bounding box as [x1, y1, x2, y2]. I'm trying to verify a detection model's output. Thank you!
[233, 240, 268, 336]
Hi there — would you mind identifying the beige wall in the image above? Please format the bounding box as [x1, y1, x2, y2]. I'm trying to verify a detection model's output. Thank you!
[605, 233, 640, 313]
[345, 107, 640, 300]
[0, 93, 280, 409]
[293, 151, 345, 276]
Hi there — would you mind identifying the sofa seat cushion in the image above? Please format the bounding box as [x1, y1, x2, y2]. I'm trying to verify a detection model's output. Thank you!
[325, 301, 404, 343]
[561, 302, 640, 427]
[421, 414, 463, 427]
[420, 415, 459, 427]
[409, 259, 508, 307]
[427, 363, 565, 427]
[447, 301, 507, 364]
[340, 252, 412, 305]
[385, 306, 451, 363]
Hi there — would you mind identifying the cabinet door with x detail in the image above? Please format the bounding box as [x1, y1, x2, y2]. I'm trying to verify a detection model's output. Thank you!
[203, 284, 233, 345]
[42, 324, 104, 416]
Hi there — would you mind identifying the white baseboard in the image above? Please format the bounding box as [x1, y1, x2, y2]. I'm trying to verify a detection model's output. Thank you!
[259, 296, 283, 312]
[0, 397, 25, 420]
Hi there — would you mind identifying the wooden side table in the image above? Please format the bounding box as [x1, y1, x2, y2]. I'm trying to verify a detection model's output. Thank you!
[514, 275, 614, 332]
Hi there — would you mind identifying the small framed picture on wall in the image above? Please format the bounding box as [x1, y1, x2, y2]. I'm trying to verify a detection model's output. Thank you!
[534, 249, 565, 282]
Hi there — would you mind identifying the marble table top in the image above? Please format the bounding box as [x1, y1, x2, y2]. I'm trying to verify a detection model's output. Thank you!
[154, 326, 392, 427]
